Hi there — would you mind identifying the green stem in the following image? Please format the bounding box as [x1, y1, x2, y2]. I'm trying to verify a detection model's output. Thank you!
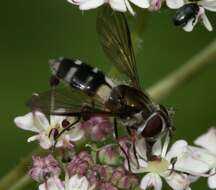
[147, 38, 216, 102]
[8, 175, 33, 190]
[0, 148, 45, 190]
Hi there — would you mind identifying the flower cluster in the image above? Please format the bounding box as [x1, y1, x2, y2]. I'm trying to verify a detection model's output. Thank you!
[28, 150, 139, 190]
[67, 0, 216, 31]
[15, 110, 216, 190]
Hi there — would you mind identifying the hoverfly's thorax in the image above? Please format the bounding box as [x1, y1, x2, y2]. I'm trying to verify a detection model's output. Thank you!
[49, 58, 112, 97]
[105, 85, 154, 119]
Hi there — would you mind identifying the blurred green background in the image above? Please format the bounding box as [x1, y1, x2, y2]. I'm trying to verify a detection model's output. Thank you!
[0, 0, 215, 189]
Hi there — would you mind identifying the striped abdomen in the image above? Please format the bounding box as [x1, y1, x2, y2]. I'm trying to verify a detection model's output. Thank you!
[49, 58, 111, 96]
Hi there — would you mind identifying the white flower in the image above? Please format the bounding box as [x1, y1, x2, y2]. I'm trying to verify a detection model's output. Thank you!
[65, 175, 95, 190]
[126, 136, 214, 190]
[194, 127, 216, 189]
[39, 175, 95, 190]
[67, 0, 150, 15]
[39, 176, 64, 190]
[14, 111, 84, 149]
[171, 0, 216, 31]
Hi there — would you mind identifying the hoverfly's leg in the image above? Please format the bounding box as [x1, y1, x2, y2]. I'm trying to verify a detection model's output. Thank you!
[49, 75, 60, 87]
[113, 117, 119, 139]
[145, 140, 154, 160]
[113, 118, 131, 171]
[169, 157, 177, 175]
[127, 127, 139, 169]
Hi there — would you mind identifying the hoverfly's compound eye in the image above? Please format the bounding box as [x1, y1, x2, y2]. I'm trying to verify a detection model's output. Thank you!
[141, 113, 164, 138]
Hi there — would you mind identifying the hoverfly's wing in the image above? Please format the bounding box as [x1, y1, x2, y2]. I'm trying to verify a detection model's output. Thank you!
[27, 87, 107, 117]
[97, 5, 141, 89]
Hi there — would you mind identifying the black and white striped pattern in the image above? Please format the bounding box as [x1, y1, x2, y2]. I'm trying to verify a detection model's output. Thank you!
[49, 58, 109, 96]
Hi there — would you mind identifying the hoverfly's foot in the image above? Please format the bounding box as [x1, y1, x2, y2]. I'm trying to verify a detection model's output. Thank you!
[119, 143, 132, 172]
[131, 133, 140, 169]
[169, 157, 178, 175]
[145, 140, 155, 161]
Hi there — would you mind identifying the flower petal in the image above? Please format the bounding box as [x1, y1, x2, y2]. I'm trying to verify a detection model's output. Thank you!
[194, 127, 216, 154]
[124, 159, 148, 173]
[68, 127, 84, 141]
[50, 114, 65, 127]
[199, 0, 216, 12]
[165, 140, 188, 161]
[152, 139, 162, 157]
[33, 111, 50, 131]
[136, 138, 147, 160]
[79, 0, 105, 10]
[174, 146, 214, 174]
[79, 176, 90, 189]
[166, 0, 184, 9]
[39, 177, 64, 190]
[125, 0, 136, 15]
[109, 0, 127, 12]
[27, 135, 40, 142]
[201, 13, 213, 31]
[14, 113, 39, 132]
[188, 146, 216, 168]
[130, 0, 150, 8]
[183, 18, 198, 32]
[38, 132, 53, 149]
[140, 173, 162, 190]
[68, 175, 90, 189]
[165, 172, 190, 190]
[208, 172, 216, 189]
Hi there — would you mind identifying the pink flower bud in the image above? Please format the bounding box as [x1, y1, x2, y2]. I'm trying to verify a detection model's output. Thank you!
[93, 165, 114, 182]
[67, 151, 93, 176]
[81, 116, 112, 141]
[117, 175, 139, 189]
[111, 167, 139, 189]
[100, 182, 118, 190]
[111, 167, 126, 185]
[28, 155, 61, 183]
[98, 145, 122, 165]
[149, 0, 162, 11]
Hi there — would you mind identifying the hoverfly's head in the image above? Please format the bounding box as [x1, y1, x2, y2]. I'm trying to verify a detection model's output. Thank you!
[138, 105, 173, 141]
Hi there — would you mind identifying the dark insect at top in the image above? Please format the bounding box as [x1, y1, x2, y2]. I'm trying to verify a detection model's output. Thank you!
[173, 3, 200, 26]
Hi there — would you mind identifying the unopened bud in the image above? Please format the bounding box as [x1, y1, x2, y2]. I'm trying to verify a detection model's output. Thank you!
[28, 155, 61, 183]
[98, 145, 122, 166]
[80, 116, 112, 141]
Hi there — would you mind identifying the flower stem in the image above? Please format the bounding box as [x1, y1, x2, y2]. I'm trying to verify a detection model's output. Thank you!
[0, 148, 45, 190]
[8, 175, 32, 190]
[147, 38, 216, 102]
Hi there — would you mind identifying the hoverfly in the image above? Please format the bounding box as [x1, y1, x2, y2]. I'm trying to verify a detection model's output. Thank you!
[28, 6, 174, 162]
[173, 3, 199, 27]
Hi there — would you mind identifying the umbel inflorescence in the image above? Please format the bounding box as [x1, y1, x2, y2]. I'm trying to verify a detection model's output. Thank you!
[13, 3, 216, 190]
